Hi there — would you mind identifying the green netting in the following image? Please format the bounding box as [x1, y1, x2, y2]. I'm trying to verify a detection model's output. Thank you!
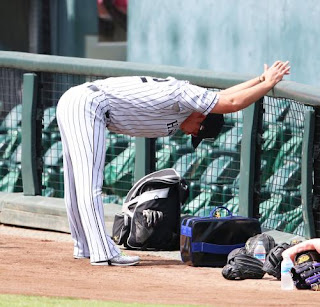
[38, 72, 136, 204]
[155, 103, 244, 216]
[0, 65, 318, 238]
[259, 97, 312, 236]
[0, 68, 24, 193]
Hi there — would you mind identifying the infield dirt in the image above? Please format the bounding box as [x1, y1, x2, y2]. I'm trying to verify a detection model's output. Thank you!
[0, 225, 318, 306]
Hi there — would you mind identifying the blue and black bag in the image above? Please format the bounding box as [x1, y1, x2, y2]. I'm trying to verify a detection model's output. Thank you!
[180, 206, 261, 267]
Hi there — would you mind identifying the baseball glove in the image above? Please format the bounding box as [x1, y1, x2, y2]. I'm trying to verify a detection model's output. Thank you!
[291, 250, 320, 290]
[245, 233, 276, 256]
[222, 251, 265, 280]
[227, 247, 247, 262]
[142, 209, 163, 227]
[262, 242, 291, 280]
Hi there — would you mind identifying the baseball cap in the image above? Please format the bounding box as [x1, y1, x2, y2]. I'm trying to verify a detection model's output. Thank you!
[191, 113, 225, 149]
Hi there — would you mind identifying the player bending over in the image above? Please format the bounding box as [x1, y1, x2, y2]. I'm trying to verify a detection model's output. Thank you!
[56, 60, 290, 266]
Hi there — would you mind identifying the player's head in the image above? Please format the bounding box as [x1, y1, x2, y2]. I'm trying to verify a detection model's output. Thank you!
[191, 113, 224, 149]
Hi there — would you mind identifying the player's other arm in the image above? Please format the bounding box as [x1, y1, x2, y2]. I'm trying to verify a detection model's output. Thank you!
[212, 61, 290, 114]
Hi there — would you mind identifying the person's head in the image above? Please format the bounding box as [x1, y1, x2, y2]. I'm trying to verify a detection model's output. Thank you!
[191, 113, 224, 149]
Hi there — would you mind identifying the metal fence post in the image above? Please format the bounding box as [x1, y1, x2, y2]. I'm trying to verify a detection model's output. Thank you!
[301, 109, 316, 238]
[238, 99, 263, 218]
[21, 73, 42, 195]
[134, 137, 156, 182]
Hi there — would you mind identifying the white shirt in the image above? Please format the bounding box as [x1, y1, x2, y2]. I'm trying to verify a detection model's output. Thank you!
[93, 76, 219, 138]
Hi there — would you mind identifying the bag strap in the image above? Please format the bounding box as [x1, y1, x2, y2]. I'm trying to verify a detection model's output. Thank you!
[122, 187, 171, 217]
[124, 168, 181, 202]
[122, 198, 138, 218]
[192, 242, 245, 254]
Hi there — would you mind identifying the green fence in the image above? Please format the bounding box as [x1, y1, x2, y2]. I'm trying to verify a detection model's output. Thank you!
[1, 51, 320, 239]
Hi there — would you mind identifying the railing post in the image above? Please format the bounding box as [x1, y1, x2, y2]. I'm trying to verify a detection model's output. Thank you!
[301, 109, 316, 238]
[238, 98, 263, 218]
[21, 73, 42, 195]
[134, 137, 156, 182]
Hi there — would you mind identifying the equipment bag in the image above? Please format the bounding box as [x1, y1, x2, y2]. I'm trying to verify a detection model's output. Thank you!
[180, 206, 261, 267]
[112, 168, 189, 250]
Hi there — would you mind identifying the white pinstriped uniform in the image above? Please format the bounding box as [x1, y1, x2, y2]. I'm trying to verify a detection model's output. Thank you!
[56, 76, 219, 263]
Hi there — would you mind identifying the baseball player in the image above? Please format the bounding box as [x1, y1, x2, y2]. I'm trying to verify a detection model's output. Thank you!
[56, 60, 290, 266]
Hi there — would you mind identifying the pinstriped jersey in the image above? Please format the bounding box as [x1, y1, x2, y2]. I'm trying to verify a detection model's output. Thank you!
[93, 76, 219, 138]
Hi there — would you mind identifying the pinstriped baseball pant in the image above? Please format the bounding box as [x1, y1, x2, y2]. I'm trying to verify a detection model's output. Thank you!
[56, 83, 120, 263]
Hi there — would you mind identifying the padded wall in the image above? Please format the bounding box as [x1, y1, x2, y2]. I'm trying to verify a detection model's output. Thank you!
[128, 0, 320, 86]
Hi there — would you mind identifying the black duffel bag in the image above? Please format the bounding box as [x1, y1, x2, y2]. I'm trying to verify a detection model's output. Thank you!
[112, 168, 189, 250]
[180, 206, 261, 267]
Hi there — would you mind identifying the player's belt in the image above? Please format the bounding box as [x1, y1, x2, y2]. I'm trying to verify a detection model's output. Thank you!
[87, 84, 110, 119]
[88, 84, 100, 92]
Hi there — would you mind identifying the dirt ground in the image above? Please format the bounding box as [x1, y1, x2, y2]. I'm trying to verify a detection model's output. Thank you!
[0, 225, 319, 306]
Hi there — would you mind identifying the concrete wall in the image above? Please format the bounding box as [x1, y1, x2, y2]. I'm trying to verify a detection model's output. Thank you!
[51, 0, 97, 57]
[0, 0, 30, 51]
[128, 0, 320, 86]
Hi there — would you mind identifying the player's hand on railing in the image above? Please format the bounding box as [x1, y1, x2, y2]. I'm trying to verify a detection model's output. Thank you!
[262, 61, 291, 86]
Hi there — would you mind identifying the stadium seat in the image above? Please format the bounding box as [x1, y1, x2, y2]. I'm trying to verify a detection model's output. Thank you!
[0, 160, 9, 178]
[263, 99, 290, 126]
[262, 159, 301, 195]
[259, 197, 282, 228]
[200, 155, 240, 187]
[211, 124, 243, 152]
[0, 104, 22, 133]
[182, 185, 222, 215]
[260, 124, 294, 182]
[43, 106, 58, 132]
[222, 196, 239, 214]
[282, 207, 303, 233]
[292, 220, 305, 236]
[183, 153, 240, 212]
[273, 136, 302, 171]
[42, 141, 64, 198]
[156, 136, 171, 147]
[43, 141, 63, 166]
[169, 129, 189, 144]
[0, 144, 22, 192]
[218, 124, 243, 153]
[283, 103, 308, 129]
[223, 110, 243, 127]
[170, 140, 194, 163]
[221, 173, 240, 204]
[105, 133, 132, 163]
[42, 106, 60, 152]
[156, 146, 172, 169]
[0, 164, 22, 192]
[0, 129, 21, 160]
[173, 148, 210, 181]
[104, 144, 135, 197]
[0, 105, 23, 188]
[102, 194, 123, 205]
[260, 204, 303, 234]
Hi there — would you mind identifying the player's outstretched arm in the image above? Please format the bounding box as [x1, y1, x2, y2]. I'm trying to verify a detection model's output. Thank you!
[220, 63, 266, 95]
[213, 61, 290, 114]
[220, 61, 290, 95]
[282, 239, 320, 262]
